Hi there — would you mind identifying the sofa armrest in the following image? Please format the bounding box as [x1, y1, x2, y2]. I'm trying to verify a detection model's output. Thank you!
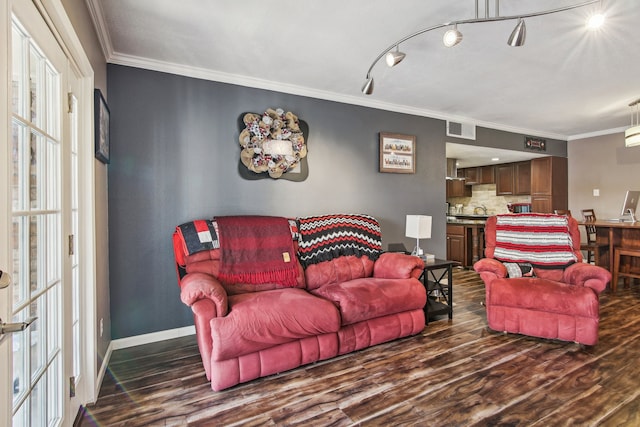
[373, 252, 425, 279]
[180, 272, 229, 317]
[562, 263, 611, 294]
[473, 258, 508, 286]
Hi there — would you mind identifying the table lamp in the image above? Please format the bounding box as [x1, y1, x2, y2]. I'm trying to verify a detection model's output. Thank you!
[405, 215, 432, 258]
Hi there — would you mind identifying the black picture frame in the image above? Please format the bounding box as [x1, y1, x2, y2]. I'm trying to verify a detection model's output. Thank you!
[94, 89, 110, 164]
[524, 136, 546, 152]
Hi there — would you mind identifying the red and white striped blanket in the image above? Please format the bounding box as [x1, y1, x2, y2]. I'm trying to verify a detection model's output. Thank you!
[493, 214, 578, 269]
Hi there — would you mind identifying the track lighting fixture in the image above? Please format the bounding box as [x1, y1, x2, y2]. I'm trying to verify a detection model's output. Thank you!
[361, 76, 374, 95]
[385, 46, 406, 67]
[507, 18, 526, 47]
[443, 24, 463, 48]
[361, 0, 604, 95]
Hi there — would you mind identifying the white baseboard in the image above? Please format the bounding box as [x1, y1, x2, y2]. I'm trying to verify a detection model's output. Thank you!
[111, 325, 196, 350]
[95, 325, 196, 395]
[96, 341, 113, 398]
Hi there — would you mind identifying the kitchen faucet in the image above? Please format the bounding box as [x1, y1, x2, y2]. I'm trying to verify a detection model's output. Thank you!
[474, 204, 488, 215]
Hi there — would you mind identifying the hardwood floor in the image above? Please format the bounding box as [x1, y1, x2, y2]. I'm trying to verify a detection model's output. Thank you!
[78, 269, 640, 426]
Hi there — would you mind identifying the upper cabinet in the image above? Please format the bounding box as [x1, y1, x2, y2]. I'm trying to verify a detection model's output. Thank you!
[514, 161, 531, 195]
[462, 165, 495, 185]
[530, 157, 568, 213]
[495, 164, 515, 195]
[495, 161, 530, 196]
[446, 179, 472, 198]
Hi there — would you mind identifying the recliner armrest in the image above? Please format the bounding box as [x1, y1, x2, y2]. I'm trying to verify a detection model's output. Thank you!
[562, 263, 611, 294]
[373, 252, 424, 279]
[180, 272, 229, 317]
[473, 258, 508, 285]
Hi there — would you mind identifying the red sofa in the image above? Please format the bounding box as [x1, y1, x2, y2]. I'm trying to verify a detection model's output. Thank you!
[474, 214, 611, 345]
[173, 214, 426, 391]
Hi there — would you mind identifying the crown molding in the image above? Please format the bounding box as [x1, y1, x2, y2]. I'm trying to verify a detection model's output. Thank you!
[85, 0, 113, 62]
[107, 49, 570, 141]
[568, 126, 626, 141]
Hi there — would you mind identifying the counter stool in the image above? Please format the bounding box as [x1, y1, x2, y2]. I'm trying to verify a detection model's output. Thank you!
[580, 209, 606, 265]
[611, 247, 640, 292]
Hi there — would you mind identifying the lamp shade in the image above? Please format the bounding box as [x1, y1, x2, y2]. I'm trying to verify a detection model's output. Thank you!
[405, 215, 432, 239]
[625, 125, 640, 147]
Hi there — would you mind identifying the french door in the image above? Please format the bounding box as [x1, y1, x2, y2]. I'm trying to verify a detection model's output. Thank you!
[1, 1, 95, 425]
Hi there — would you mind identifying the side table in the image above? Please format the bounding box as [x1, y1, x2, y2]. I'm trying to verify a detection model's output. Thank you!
[419, 258, 460, 324]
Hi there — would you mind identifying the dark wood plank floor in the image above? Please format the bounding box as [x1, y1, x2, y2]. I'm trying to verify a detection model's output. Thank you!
[78, 269, 640, 426]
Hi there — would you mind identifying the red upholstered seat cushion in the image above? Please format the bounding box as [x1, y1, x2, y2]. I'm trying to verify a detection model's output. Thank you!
[210, 288, 340, 361]
[488, 277, 599, 318]
[304, 255, 374, 290]
[310, 277, 426, 326]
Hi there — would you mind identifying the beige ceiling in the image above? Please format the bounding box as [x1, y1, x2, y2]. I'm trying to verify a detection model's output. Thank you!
[86, 0, 640, 140]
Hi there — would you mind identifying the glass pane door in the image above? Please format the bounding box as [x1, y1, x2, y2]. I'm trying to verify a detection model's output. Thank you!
[10, 15, 64, 427]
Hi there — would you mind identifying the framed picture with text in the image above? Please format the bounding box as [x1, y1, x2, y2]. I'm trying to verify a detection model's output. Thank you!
[379, 132, 416, 174]
[94, 89, 110, 164]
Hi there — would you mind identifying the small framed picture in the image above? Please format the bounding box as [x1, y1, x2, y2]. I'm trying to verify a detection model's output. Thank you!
[379, 132, 416, 174]
[94, 89, 110, 164]
[524, 136, 546, 152]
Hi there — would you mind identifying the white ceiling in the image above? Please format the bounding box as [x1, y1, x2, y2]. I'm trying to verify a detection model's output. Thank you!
[87, 0, 640, 142]
[446, 142, 547, 168]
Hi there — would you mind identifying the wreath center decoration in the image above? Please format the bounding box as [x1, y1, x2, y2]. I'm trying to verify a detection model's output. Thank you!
[239, 108, 307, 179]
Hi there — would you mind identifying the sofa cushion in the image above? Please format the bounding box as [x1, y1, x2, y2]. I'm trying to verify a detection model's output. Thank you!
[311, 277, 426, 326]
[184, 249, 307, 294]
[210, 288, 341, 361]
[304, 255, 374, 290]
[488, 277, 599, 318]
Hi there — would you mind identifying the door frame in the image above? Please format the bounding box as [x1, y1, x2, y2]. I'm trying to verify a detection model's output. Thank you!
[1, 0, 98, 423]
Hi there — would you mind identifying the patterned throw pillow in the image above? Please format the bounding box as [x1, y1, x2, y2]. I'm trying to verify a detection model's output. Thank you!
[504, 262, 536, 278]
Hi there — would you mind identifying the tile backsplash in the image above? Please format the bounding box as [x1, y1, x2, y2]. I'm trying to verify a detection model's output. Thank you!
[447, 184, 531, 215]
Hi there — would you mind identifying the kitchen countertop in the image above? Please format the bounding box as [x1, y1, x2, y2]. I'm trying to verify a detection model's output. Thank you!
[447, 214, 489, 225]
[447, 218, 487, 225]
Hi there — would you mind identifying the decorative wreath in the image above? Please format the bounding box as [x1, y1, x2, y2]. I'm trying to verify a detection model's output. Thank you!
[238, 108, 307, 179]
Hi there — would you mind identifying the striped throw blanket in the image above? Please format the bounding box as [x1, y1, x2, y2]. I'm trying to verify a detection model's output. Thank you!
[494, 214, 578, 268]
[216, 216, 299, 286]
[297, 214, 382, 268]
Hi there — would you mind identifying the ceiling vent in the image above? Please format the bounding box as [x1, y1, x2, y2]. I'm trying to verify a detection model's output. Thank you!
[447, 121, 476, 140]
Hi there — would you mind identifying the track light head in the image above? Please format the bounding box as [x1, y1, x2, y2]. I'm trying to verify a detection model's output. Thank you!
[385, 47, 406, 67]
[361, 1, 601, 95]
[443, 25, 463, 47]
[508, 18, 526, 47]
[362, 76, 374, 95]
[586, 12, 605, 29]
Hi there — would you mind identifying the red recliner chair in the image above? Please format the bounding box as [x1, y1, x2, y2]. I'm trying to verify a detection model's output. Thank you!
[474, 214, 611, 345]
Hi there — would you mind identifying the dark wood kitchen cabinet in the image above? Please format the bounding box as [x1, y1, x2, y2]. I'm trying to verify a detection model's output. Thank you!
[446, 224, 465, 264]
[446, 179, 471, 198]
[462, 166, 494, 185]
[462, 167, 478, 184]
[446, 222, 485, 267]
[530, 156, 568, 213]
[496, 161, 530, 196]
[479, 165, 495, 184]
[495, 163, 515, 195]
[514, 161, 531, 195]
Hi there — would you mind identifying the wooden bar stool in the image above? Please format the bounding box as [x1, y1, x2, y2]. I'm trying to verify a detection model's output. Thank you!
[611, 248, 640, 292]
[580, 209, 606, 265]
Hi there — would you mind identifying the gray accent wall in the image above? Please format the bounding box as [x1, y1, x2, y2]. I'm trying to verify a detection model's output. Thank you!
[107, 64, 567, 339]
